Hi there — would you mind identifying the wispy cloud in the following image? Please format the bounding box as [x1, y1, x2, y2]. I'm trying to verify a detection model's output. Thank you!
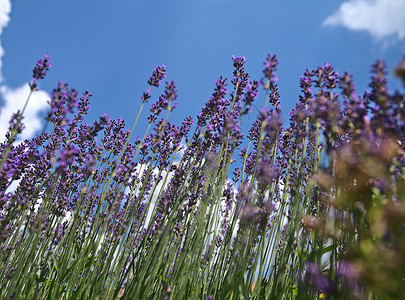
[0, 0, 49, 142]
[323, 0, 405, 41]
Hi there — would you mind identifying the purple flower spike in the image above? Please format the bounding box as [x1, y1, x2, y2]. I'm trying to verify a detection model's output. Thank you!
[231, 55, 249, 101]
[299, 262, 334, 294]
[30, 54, 52, 91]
[77, 91, 92, 120]
[262, 53, 279, 87]
[33, 54, 52, 80]
[232, 55, 246, 70]
[242, 80, 260, 115]
[163, 81, 178, 111]
[141, 91, 151, 103]
[147, 64, 167, 87]
[56, 143, 79, 173]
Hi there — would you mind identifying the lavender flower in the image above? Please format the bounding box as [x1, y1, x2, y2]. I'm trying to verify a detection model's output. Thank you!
[30, 54, 52, 91]
[141, 91, 151, 103]
[78, 91, 92, 114]
[147, 64, 167, 87]
[231, 55, 249, 106]
[56, 143, 79, 174]
[261, 53, 279, 88]
[242, 80, 260, 115]
[197, 76, 228, 129]
[299, 263, 334, 294]
[1, 52, 404, 300]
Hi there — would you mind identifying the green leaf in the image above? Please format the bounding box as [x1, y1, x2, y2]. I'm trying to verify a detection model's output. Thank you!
[321, 244, 338, 256]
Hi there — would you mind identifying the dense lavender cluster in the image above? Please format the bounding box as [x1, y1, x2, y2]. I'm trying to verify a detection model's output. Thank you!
[0, 53, 404, 299]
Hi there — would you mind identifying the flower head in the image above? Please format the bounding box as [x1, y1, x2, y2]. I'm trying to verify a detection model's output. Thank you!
[147, 64, 167, 87]
[30, 54, 52, 91]
[262, 53, 279, 87]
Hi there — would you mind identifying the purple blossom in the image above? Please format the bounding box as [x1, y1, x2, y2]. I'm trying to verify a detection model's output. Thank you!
[148, 95, 167, 124]
[314, 62, 338, 90]
[257, 158, 278, 190]
[232, 167, 240, 183]
[76, 90, 92, 118]
[221, 110, 241, 145]
[242, 80, 260, 115]
[6, 111, 24, 140]
[30, 54, 52, 91]
[141, 91, 151, 103]
[298, 262, 334, 294]
[56, 143, 79, 173]
[299, 69, 314, 105]
[197, 77, 228, 129]
[261, 108, 283, 155]
[261, 53, 279, 87]
[102, 118, 130, 154]
[163, 81, 177, 102]
[46, 81, 79, 125]
[231, 55, 249, 105]
[147, 64, 167, 87]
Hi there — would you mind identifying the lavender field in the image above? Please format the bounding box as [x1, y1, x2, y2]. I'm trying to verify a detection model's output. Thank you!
[0, 52, 404, 299]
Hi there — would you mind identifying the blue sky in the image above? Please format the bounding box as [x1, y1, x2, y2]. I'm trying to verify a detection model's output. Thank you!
[0, 0, 405, 140]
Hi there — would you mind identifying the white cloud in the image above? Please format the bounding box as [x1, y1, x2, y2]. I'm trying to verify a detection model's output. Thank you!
[0, 84, 49, 141]
[0, 0, 11, 36]
[0, 0, 50, 142]
[0, 0, 11, 82]
[324, 0, 405, 41]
